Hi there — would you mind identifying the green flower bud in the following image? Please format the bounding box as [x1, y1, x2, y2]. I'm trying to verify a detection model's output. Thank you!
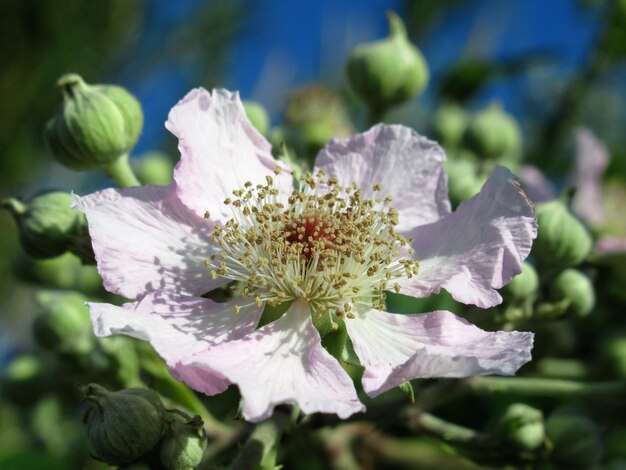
[531, 198, 593, 267]
[546, 407, 603, 469]
[83, 384, 164, 465]
[18, 252, 103, 294]
[2, 192, 87, 259]
[432, 103, 469, 149]
[133, 152, 174, 186]
[503, 262, 539, 301]
[346, 12, 428, 113]
[285, 85, 353, 149]
[46, 74, 143, 170]
[243, 100, 270, 136]
[549, 269, 595, 317]
[444, 158, 485, 206]
[1, 355, 48, 406]
[159, 417, 207, 470]
[494, 403, 545, 451]
[464, 104, 522, 160]
[32, 291, 92, 355]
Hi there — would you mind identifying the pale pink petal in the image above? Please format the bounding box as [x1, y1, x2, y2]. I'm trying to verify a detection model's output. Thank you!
[402, 166, 537, 308]
[181, 300, 365, 422]
[520, 164, 556, 203]
[596, 236, 626, 255]
[166, 88, 293, 223]
[571, 127, 609, 227]
[346, 307, 533, 397]
[89, 292, 263, 395]
[314, 124, 451, 232]
[73, 185, 222, 299]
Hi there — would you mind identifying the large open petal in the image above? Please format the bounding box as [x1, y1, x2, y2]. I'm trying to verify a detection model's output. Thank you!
[89, 292, 263, 395]
[166, 88, 293, 223]
[182, 300, 365, 422]
[314, 124, 451, 232]
[346, 307, 533, 397]
[402, 166, 536, 308]
[74, 185, 223, 299]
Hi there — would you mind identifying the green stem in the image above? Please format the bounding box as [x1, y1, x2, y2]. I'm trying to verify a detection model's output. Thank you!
[104, 153, 140, 187]
[466, 376, 626, 398]
[228, 410, 290, 470]
[404, 408, 487, 446]
[0, 198, 27, 216]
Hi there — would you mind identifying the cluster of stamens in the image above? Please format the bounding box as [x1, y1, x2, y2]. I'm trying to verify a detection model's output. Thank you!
[206, 167, 419, 324]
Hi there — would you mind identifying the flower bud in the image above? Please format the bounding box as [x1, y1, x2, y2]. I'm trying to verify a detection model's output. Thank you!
[243, 100, 270, 136]
[159, 417, 207, 470]
[285, 85, 353, 149]
[33, 290, 92, 355]
[83, 384, 165, 465]
[444, 158, 485, 206]
[134, 152, 174, 186]
[549, 269, 595, 317]
[2, 192, 86, 259]
[432, 103, 469, 149]
[494, 403, 545, 451]
[18, 252, 102, 294]
[45, 74, 143, 170]
[346, 12, 428, 113]
[1, 355, 48, 406]
[546, 407, 602, 469]
[531, 198, 592, 267]
[601, 336, 626, 379]
[503, 262, 539, 301]
[464, 104, 522, 160]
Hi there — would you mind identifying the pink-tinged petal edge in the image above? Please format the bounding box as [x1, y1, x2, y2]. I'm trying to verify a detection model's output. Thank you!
[520, 164, 556, 203]
[166, 88, 293, 224]
[402, 165, 537, 308]
[89, 292, 263, 396]
[73, 184, 224, 299]
[346, 307, 533, 397]
[181, 300, 365, 422]
[314, 124, 451, 233]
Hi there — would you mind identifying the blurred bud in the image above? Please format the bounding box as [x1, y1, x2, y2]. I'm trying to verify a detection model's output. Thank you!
[600, 335, 626, 379]
[432, 103, 469, 149]
[133, 152, 174, 186]
[464, 104, 522, 160]
[33, 291, 92, 355]
[494, 403, 545, 451]
[87, 336, 141, 388]
[18, 252, 103, 294]
[531, 198, 592, 267]
[1, 355, 48, 406]
[159, 416, 207, 470]
[444, 158, 486, 206]
[346, 12, 428, 113]
[243, 100, 270, 136]
[503, 262, 539, 301]
[83, 384, 164, 465]
[2, 192, 86, 259]
[549, 269, 595, 317]
[285, 84, 353, 148]
[546, 407, 603, 468]
[46, 74, 143, 170]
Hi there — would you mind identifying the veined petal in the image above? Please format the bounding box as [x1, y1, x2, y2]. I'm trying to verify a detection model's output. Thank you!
[166, 88, 293, 223]
[181, 300, 365, 422]
[346, 307, 533, 397]
[89, 292, 263, 395]
[73, 184, 222, 299]
[402, 166, 537, 308]
[314, 124, 451, 232]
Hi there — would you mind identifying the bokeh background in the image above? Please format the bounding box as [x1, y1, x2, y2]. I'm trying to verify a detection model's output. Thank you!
[2, 0, 626, 468]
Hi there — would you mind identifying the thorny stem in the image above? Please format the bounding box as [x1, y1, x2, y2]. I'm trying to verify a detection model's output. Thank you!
[104, 153, 140, 187]
[228, 410, 290, 470]
[465, 376, 626, 398]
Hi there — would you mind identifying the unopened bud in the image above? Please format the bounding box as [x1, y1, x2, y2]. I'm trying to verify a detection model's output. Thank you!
[83, 384, 165, 465]
[134, 152, 174, 186]
[464, 104, 522, 160]
[432, 103, 469, 149]
[243, 100, 270, 136]
[444, 158, 485, 206]
[1, 355, 48, 406]
[33, 290, 92, 355]
[159, 416, 207, 470]
[347, 12, 428, 113]
[531, 198, 592, 267]
[494, 403, 545, 451]
[46, 74, 143, 170]
[503, 262, 539, 301]
[549, 269, 595, 317]
[2, 192, 87, 259]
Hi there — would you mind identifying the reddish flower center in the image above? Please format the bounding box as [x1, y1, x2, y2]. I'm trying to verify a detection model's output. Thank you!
[285, 212, 337, 259]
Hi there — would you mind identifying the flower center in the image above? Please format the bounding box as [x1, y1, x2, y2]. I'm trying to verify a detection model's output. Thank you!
[206, 167, 419, 325]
